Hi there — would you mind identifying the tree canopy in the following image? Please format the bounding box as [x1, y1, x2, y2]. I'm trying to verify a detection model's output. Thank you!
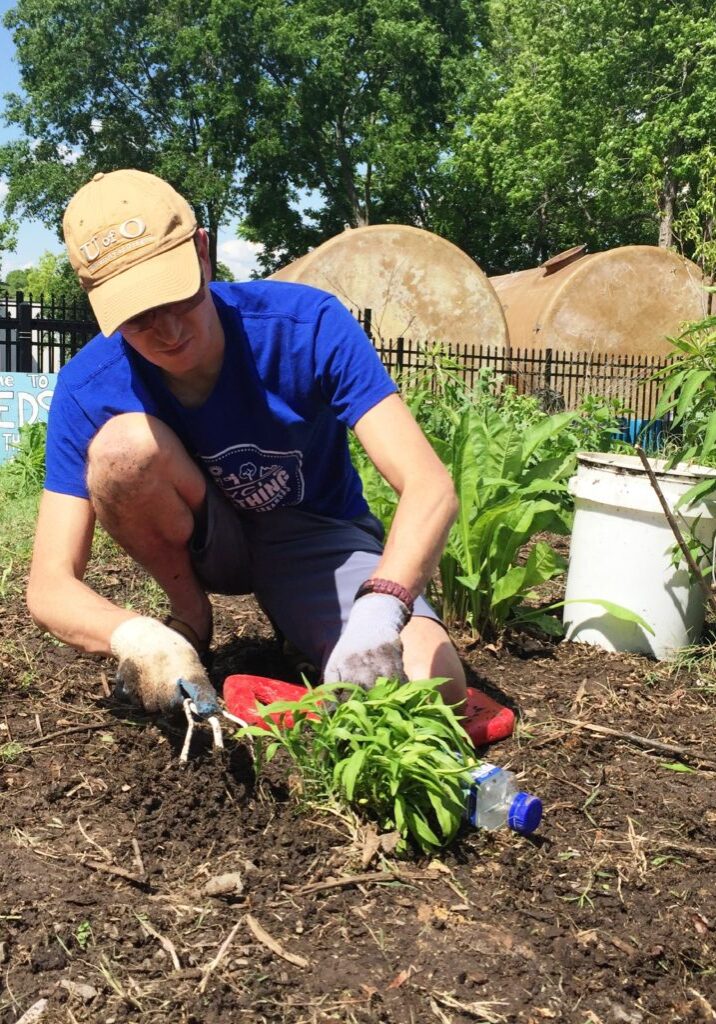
[433, 0, 716, 273]
[240, 0, 483, 271]
[2, 253, 86, 304]
[1, 0, 259, 269]
[1, 0, 714, 277]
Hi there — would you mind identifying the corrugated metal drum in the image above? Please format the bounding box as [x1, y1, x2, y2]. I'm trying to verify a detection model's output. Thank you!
[270, 224, 508, 350]
[490, 244, 706, 357]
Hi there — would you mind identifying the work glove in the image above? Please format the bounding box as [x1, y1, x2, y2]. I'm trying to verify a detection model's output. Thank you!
[323, 593, 411, 691]
[110, 617, 219, 716]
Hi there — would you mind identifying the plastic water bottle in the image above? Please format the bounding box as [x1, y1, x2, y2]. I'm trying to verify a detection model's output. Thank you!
[464, 762, 543, 834]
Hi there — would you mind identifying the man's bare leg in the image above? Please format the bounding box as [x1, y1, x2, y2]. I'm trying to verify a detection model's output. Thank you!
[86, 412, 212, 645]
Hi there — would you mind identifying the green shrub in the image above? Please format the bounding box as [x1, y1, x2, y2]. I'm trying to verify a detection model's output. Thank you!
[436, 406, 572, 638]
[0, 422, 47, 498]
[650, 311, 716, 474]
[241, 677, 479, 854]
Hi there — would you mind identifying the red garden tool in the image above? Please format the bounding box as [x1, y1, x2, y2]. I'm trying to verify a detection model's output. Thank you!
[223, 675, 322, 730]
[223, 675, 515, 748]
[460, 687, 515, 747]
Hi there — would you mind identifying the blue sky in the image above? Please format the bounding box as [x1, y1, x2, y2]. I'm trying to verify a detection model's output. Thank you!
[0, 0, 261, 279]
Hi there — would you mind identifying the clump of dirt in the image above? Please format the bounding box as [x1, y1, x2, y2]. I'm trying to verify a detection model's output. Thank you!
[1, 562, 715, 1023]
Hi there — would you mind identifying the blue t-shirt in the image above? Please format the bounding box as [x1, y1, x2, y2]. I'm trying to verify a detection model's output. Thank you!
[45, 281, 397, 519]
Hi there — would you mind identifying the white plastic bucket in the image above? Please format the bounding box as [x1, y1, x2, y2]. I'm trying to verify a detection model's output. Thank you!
[563, 452, 716, 659]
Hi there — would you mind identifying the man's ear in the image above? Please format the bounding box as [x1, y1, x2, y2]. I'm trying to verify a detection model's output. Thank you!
[195, 228, 212, 282]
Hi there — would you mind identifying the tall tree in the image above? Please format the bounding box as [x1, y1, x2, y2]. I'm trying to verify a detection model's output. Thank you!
[0, 218, 17, 281]
[241, 0, 483, 272]
[0, 0, 259, 270]
[25, 252, 87, 305]
[592, 0, 716, 253]
[4, 268, 28, 294]
[437, 0, 716, 273]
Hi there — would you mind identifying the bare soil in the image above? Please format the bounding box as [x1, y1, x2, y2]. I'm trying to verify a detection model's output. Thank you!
[1, 553, 715, 1024]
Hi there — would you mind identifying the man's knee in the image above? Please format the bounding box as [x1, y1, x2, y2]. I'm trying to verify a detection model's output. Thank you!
[87, 414, 202, 506]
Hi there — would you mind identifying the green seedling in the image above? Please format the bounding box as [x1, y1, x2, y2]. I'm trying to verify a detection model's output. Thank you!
[75, 920, 93, 950]
[0, 742, 25, 763]
[238, 677, 480, 854]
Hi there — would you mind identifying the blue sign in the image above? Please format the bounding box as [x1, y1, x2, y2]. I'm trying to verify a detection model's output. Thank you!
[0, 372, 56, 464]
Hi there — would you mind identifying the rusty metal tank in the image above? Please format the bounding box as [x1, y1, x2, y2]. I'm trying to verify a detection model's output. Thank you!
[490, 244, 706, 357]
[270, 224, 508, 349]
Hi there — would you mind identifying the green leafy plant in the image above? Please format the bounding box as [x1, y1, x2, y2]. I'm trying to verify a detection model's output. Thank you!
[0, 422, 47, 498]
[74, 920, 93, 950]
[349, 345, 475, 533]
[553, 393, 632, 456]
[0, 742, 25, 763]
[240, 677, 479, 855]
[436, 406, 573, 638]
[644, 315, 716, 570]
[649, 313, 716, 477]
[351, 354, 641, 639]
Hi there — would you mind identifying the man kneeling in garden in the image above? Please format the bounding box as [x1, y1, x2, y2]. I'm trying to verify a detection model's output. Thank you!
[26, 169, 466, 717]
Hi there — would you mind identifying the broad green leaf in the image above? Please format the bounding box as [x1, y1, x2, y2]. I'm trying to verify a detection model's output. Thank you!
[563, 599, 655, 635]
[467, 494, 523, 560]
[393, 794, 407, 834]
[478, 414, 524, 480]
[674, 370, 713, 425]
[427, 789, 460, 839]
[701, 408, 716, 459]
[340, 749, 367, 800]
[404, 806, 441, 852]
[490, 564, 527, 606]
[652, 369, 689, 419]
[523, 455, 575, 487]
[514, 609, 565, 636]
[674, 474, 716, 510]
[522, 411, 577, 461]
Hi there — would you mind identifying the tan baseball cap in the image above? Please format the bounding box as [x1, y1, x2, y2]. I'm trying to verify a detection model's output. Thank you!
[63, 169, 201, 336]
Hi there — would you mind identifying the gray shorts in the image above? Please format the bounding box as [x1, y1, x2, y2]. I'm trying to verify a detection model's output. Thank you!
[189, 481, 440, 671]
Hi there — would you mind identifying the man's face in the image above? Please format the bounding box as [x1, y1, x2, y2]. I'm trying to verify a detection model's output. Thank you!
[117, 232, 221, 377]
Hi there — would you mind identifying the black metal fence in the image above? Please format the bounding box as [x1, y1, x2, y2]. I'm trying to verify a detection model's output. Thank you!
[358, 309, 671, 445]
[0, 291, 98, 373]
[1, 295, 670, 442]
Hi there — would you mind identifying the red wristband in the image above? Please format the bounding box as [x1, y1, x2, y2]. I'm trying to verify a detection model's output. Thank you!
[354, 577, 414, 613]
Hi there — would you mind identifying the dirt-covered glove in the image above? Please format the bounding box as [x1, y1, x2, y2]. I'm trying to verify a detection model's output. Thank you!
[323, 594, 411, 691]
[110, 617, 219, 716]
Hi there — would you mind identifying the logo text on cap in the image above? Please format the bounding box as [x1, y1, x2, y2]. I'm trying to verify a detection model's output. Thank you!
[79, 218, 148, 264]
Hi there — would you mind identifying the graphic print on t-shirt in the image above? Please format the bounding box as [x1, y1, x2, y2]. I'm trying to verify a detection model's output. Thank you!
[202, 444, 305, 511]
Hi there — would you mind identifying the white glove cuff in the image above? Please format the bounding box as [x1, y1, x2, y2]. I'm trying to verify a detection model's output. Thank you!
[110, 616, 196, 660]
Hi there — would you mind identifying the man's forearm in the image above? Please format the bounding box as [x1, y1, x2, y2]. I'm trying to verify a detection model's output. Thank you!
[371, 477, 458, 598]
[27, 573, 138, 656]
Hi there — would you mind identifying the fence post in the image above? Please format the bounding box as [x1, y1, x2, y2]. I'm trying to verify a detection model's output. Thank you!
[363, 308, 372, 339]
[396, 337, 404, 372]
[16, 291, 33, 373]
[543, 347, 553, 389]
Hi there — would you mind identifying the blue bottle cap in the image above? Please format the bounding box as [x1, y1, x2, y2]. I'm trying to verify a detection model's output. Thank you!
[507, 792, 543, 834]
